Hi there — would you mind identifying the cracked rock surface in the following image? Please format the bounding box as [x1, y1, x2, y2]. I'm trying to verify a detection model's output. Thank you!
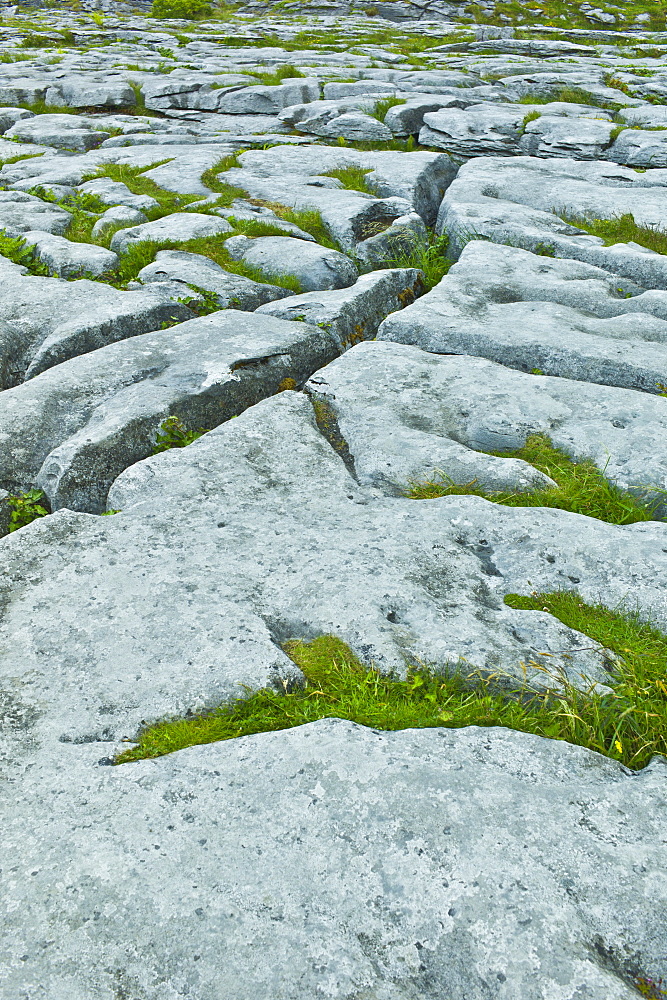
[1, 3, 666, 997]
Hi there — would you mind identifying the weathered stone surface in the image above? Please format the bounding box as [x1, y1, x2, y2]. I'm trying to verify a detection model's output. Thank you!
[77, 176, 159, 211]
[378, 241, 667, 392]
[4, 113, 110, 150]
[109, 212, 234, 253]
[135, 249, 293, 309]
[0, 392, 666, 753]
[1, 722, 665, 1000]
[607, 126, 667, 169]
[257, 267, 424, 347]
[2, 15, 667, 997]
[215, 77, 320, 114]
[0, 190, 71, 235]
[224, 234, 358, 290]
[0, 312, 339, 514]
[91, 205, 148, 239]
[218, 144, 457, 246]
[0, 270, 192, 388]
[21, 230, 119, 277]
[437, 155, 667, 289]
[519, 114, 616, 159]
[305, 340, 667, 501]
[44, 76, 135, 108]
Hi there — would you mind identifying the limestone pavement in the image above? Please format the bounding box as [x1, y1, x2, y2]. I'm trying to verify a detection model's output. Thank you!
[0, 4, 666, 998]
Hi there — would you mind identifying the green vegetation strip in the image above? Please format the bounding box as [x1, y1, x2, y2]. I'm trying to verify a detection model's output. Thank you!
[564, 212, 667, 257]
[115, 592, 667, 769]
[407, 433, 662, 524]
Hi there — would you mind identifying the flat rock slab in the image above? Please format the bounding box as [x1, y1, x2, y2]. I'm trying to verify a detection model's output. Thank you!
[219, 144, 457, 247]
[2, 721, 665, 1000]
[379, 241, 667, 393]
[0, 270, 192, 388]
[224, 234, 358, 291]
[0, 189, 71, 236]
[22, 230, 119, 278]
[438, 155, 667, 289]
[305, 341, 667, 500]
[3, 392, 667, 749]
[109, 212, 234, 253]
[135, 249, 294, 310]
[0, 311, 340, 514]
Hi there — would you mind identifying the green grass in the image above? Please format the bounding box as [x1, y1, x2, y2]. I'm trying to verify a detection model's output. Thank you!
[107, 233, 302, 292]
[406, 433, 662, 524]
[518, 109, 541, 135]
[6, 488, 49, 532]
[562, 212, 667, 256]
[85, 162, 203, 223]
[114, 595, 667, 770]
[321, 165, 375, 194]
[380, 233, 453, 291]
[244, 200, 342, 251]
[518, 86, 620, 111]
[199, 153, 252, 205]
[369, 96, 406, 123]
[250, 64, 306, 86]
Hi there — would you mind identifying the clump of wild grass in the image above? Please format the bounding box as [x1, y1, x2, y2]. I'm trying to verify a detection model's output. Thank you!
[406, 433, 662, 525]
[321, 165, 375, 194]
[115, 596, 667, 769]
[380, 232, 453, 290]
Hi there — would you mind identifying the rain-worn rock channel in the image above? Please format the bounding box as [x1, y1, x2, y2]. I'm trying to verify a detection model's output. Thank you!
[0, 2, 666, 997]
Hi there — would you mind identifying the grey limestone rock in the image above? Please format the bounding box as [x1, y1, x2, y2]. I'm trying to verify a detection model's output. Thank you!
[44, 77, 136, 109]
[1, 722, 665, 1000]
[607, 126, 667, 169]
[21, 230, 119, 278]
[4, 113, 111, 151]
[305, 110, 394, 142]
[91, 205, 149, 239]
[77, 176, 159, 211]
[0, 271, 192, 388]
[215, 77, 320, 114]
[278, 96, 378, 128]
[420, 103, 529, 156]
[0, 105, 34, 132]
[219, 144, 457, 248]
[378, 241, 667, 393]
[519, 114, 616, 160]
[0, 392, 665, 750]
[109, 212, 234, 253]
[223, 234, 358, 291]
[135, 248, 294, 309]
[0, 190, 71, 236]
[0, 312, 340, 514]
[305, 340, 667, 502]
[437, 155, 667, 289]
[256, 266, 424, 348]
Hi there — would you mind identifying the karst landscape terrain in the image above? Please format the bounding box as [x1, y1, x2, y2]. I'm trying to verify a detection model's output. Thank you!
[1, 0, 667, 994]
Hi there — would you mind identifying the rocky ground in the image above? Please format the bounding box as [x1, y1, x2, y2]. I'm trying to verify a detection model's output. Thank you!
[1, 2, 667, 998]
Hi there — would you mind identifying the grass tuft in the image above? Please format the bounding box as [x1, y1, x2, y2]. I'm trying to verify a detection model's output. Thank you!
[406, 433, 663, 524]
[380, 233, 453, 290]
[321, 164, 375, 194]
